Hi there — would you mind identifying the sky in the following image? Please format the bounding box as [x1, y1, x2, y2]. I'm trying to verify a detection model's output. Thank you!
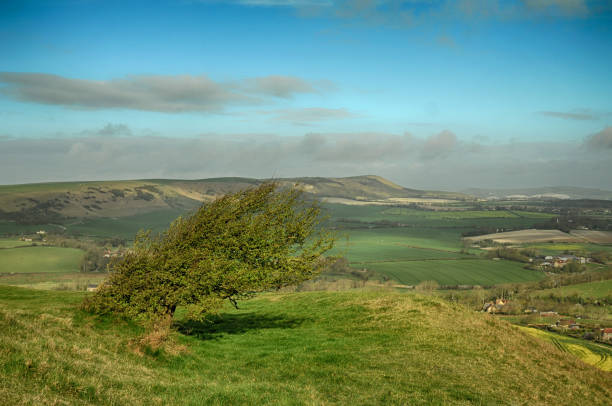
[1, 0, 611, 190]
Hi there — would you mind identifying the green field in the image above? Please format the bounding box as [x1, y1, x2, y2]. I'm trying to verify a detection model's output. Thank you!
[532, 279, 612, 300]
[518, 326, 612, 371]
[64, 208, 187, 239]
[331, 227, 467, 263]
[0, 238, 32, 248]
[1, 286, 610, 405]
[0, 247, 84, 274]
[364, 259, 544, 286]
[325, 204, 555, 230]
[322, 205, 554, 286]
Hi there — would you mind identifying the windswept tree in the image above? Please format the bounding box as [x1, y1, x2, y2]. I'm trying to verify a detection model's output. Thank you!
[83, 183, 334, 321]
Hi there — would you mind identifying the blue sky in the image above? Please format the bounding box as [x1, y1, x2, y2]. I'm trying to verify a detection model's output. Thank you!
[1, 0, 611, 188]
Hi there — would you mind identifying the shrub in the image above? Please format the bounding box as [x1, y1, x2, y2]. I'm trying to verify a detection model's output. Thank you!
[83, 183, 335, 322]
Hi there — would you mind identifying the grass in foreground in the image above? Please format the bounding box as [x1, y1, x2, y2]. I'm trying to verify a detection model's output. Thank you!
[0, 246, 83, 274]
[0, 286, 610, 405]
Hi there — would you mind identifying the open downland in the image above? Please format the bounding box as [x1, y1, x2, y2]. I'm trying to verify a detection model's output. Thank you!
[0, 246, 83, 274]
[0, 286, 610, 405]
[366, 259, 545, 286]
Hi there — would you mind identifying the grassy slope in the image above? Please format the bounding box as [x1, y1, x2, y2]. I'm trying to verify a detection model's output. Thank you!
[532, 279, 612, 299]
[0, 246, 83, 274]
[1, 286, 610, 405]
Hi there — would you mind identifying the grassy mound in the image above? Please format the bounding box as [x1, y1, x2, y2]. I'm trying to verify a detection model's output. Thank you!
[0, 286, 610, 405]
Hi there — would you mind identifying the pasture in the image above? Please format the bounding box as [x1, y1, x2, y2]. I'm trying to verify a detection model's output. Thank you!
[0, 238, 32, 248]
[518, 326, 612, 372]
[0, 246, 83, 274]
[363, 259, 544, 286]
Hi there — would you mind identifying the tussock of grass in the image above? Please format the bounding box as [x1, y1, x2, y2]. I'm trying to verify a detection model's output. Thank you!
[0, 286, 610, 405]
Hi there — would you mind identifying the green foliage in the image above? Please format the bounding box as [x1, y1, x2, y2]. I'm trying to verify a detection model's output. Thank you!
[79, 248, 110, 273]
[83, 183, 334, 321]
[487, 247, 531, 263]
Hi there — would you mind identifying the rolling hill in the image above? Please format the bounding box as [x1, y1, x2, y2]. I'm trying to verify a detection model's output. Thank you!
[0, 175, 469, 224]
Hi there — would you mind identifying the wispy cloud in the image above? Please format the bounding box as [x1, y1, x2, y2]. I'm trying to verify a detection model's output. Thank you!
[523, 0, 589, 16]
[537, 110, 597, 120]
[207, 0, 599, 27]
[0, 72, 334, 113]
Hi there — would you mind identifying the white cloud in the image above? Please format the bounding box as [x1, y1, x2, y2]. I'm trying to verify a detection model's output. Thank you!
[0, 72, 333, 113]
[2, 125, 611, 189]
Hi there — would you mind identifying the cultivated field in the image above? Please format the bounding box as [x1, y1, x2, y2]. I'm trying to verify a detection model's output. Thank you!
[1, 286, 610, 405]
[518, 326, 612, 372]
[465, 229, 582, 244]
[325, 206, 552, 286]
[365, 259, 544, 286]
[0, 246, 83, 274]
[466, 228, 612, 245]
[570, 230, 612, 244]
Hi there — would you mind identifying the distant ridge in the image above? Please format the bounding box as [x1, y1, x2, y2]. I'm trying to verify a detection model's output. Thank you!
[463, 186, 612, 201]
[0, 175, 470, 222]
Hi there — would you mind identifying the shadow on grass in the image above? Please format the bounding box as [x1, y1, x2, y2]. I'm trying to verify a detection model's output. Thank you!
[175, 312, 308, 340]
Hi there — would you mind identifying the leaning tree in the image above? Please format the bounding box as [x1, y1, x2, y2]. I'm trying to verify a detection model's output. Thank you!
[83, 183, 334, 321]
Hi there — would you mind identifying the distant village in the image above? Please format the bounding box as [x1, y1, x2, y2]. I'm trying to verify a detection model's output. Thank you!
[535, 254, 590, 269]
[483, 298, 612, 343]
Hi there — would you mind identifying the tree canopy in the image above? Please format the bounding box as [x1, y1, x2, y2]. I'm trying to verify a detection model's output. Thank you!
[83, 183, 334, 321]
